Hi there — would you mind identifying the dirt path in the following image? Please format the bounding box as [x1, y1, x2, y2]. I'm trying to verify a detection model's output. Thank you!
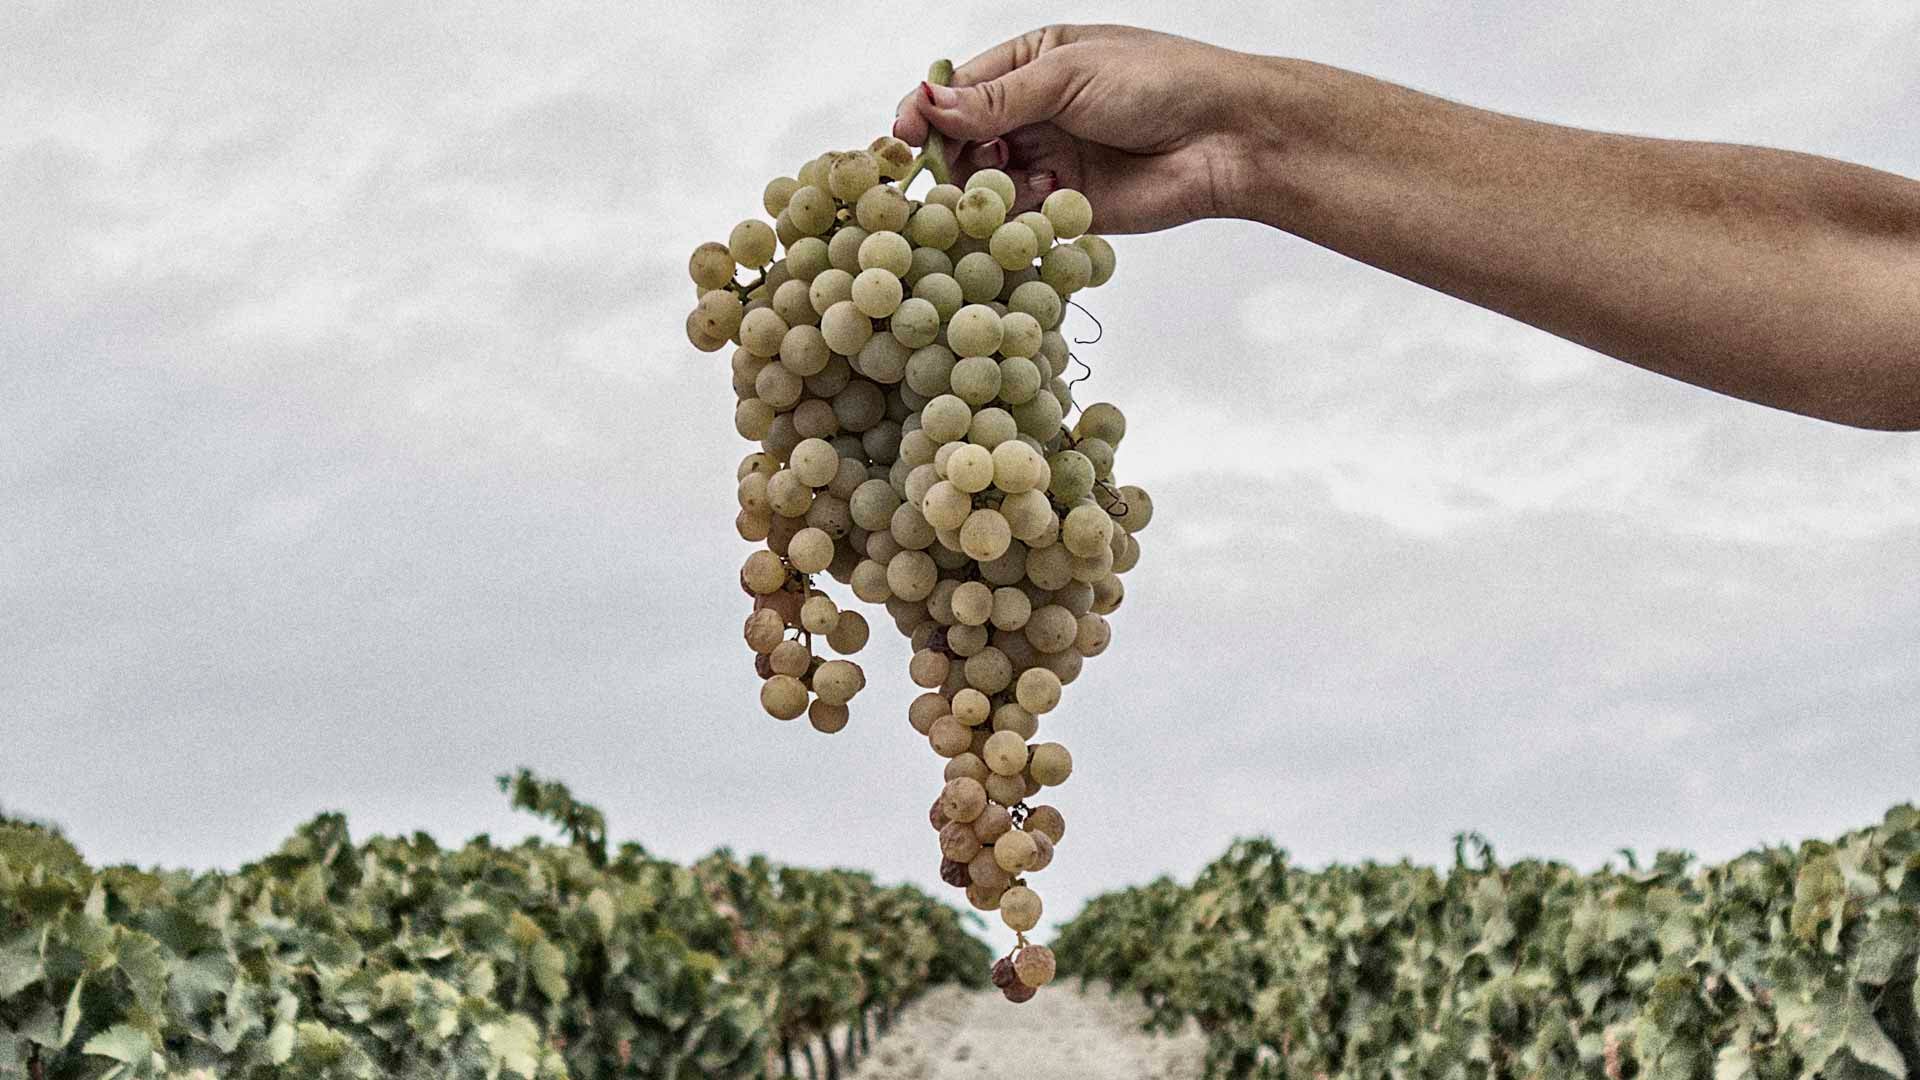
[849, 982, 1205, 1080]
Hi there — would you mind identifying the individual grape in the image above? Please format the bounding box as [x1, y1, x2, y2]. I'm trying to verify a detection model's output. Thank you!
[799, 594, 840, 635]
[947, 355, 1000, 407]
[743, 608, 786, 653]
[991, 955, 1019, 991]
[736, 508, 771, 541]
[912, 272, 965, 321]
[959, 508, 1013, 562]
[739, 307, 788, 358]
[889, 502, 936, 550]
[952, 252, 1005, 305]
[917, 479, 969, 531]
[905, 201, 959, 249]
[989, 221, 1039, 271]
[1007, 280, 1063, 330]
[1062, 503, 1114, 558]
[945, 581, 991, 627]
[987, 587, 1031, 632]
[987, 441, 1043, 494]
[808, 267, 854, 315]
[905, 344, 956, 398]
[909, 647, 951, 688]
[1014, 945, 1056, 989]
[994, 356, 1042, 406]
[1074, 234, 1116, 286]
[827, 151, 880, 201]
[1115, 484, 1153, 532]
[786, 236, 831, 281]
[870, 134, 915, 178]
[940, 777, 987, 823]
[991, 702, 1038, 739]
[967, 407, 1018, 449]
[890, 297, 941, 348]
[808, 700, 849, 733]
[969, 851, 1012, 892]
[1091, 573, 1124, 614]
[939, 857, 972, 888]
[945, 622, 987, 657]
[1029, 742, 1073, 786]
[693, 289, 745, 342]
[1046, 450, 1095, 503]
[887, 549, 937, 600]
[1009, 387, 1064, 440]
[1016, 667, 1062, 714]
[908, 691, 950, 734]
[832, 382, 886, 434]
[985, 771, 1026, 807]
[789, 438, 837, 486]
[963, 646, 1013, 695]
[1073, 402, 1127, 446]
[1074, 435, 1114, 480]
[944, 443, 994, 493]
[983, 730, 1029, 776]
[769, 280, 815, 332]
[738, 472, 771, 516]
[928, 794, 950, 832]
[1024, 805, 1066, 844]
[773, 212, 801, 249]
[945, 752, 990, 784]
[829, 225, 870, 274]
[766, 469, 813, 517]
[956, 186, 1008, 238]
[930, 715, 973, 757]
[851, 268, 903, 318]
[820, 300, 875, 355]
[1002, 980, 1037, 1004]
[729, 219, 777, 268]
[857, 231, 913, 276]
[948, 687, 990, 726]
[787, 525, 835, 574]
[760, 675, 808, 720]
[855, 185, 910, 233]
[1039, 243, 1093, 295]
[742, 550, 788, 595]
[1001, 209, 1050, 248]
[1042, 188, 1093, 238]
[920, 394, 974, 445]
[825, 609, 870, 654]
[787, 185, 835, 234]
[968, 882, 1006, 911]
[690, 242, 735, 290]
[993, 829, 1038, 873]
[939, 821, 983, 862]
[924, 182, 963, 209]
[965, 168, 1018, 209]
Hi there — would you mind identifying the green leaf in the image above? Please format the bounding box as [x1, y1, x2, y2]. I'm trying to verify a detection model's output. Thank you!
[0, 929, 43, 998]
[479, 1015, 543, 1079]
[82, 1023, 155, 1063]
[531, 940, 568, 1003]
[59, 974, 85, 1048]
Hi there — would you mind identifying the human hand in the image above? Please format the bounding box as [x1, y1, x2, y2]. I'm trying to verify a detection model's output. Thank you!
[892, 25, 1271, 234]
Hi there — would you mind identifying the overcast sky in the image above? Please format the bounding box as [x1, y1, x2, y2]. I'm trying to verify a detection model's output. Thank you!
[3, 2, 1916, 947]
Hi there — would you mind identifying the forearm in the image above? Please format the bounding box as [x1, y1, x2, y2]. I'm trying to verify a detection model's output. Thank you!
[1230, 58, 1920, 430]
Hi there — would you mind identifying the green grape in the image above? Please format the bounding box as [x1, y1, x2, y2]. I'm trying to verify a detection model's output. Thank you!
[1016, 667, 1062, 714]
[1015, 210, 1056, 248]
[1073, 234, 1116, 287]
[920, 394, 973, 444]
[857, 231, 913, 276]
[945, 443, 995, 493]
[808, 267, 854, 316]
[890, 297, 941, 349]
[735, 398, 774, 440]
[828, 151, 880, 201]
[1073, 401, 1126, 445]
[947, 304, 1004, 358]
[1009, 384, 1064, 440]
[811, 658, 865, 705]
[1062, 503, 1113, 558]
[998, 311, 1043, 360]
[771, 278, 817, 328]
[983, 730, 1029, 776]
[965, 168, 1018, 210]
[820, 300, 874, 355]
[869, 134, 915, 179]
[924, 183, 963, 209]
[763, 176, 800, 217]
[761, 674, 808, 720]
[855, 184, 910, 233]
[967, 406, 1018, 449]
[851, 268, 903, 318]
[1115, 484, 1152, 532]
[955, 186, 1008, 239]
[691, 242, 737, 290]
[789, 438, 838, 486]
[991, 441, 1046, 494]
[992, 701, 1037, 738]
[989, 221, 1039, 271]
[1047, 451, 1094, 502]
[857, 333, 911, 384]
[953, 251, 1005, 305]
[960, 508, 1013, 564]
[996, 356, 1042, 405]
[729, 219, 776, 267]
[829, 225, 869, 274]
[950, 355, 1003, 406]
[1039, 243, 1093, 294]
[993, 830, 1038, 873]
[906, 344, 956, 397]
[1007, 280, 1064, 330]
[1042, 188, 1093, 238]
[886, 549, 937, 601]
[778, 324, 830, 376]
[1075, 436, 1114, 479]
[785, 185, 834, 235]
[907, 203, 960, 250]
[1029, 742, 1072, 785]
[912, 272, 965, 320]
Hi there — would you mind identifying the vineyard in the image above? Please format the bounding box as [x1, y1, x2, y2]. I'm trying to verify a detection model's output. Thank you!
[0, 772, 986, 1080]
[1054, 805, 1920, 1078]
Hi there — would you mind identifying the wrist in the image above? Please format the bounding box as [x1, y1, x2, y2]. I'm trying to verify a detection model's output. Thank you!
[1217, 55, 1322, 231]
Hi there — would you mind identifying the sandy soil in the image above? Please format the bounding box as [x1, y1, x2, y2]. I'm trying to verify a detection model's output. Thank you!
[848, 982, 1206, 1080]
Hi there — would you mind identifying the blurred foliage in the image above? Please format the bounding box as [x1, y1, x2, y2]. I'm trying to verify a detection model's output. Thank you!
[1057, 805, 1920, 1079]
[0, 774, 988, 1079]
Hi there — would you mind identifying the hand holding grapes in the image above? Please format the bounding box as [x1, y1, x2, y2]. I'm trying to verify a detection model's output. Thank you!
[892, 25, 1268, 235]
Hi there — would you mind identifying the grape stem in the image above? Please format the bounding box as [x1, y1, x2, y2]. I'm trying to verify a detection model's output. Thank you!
[897, 60, 954, 193]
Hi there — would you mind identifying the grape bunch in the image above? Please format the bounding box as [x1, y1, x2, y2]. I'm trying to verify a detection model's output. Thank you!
[686, 114, 1148, 1001]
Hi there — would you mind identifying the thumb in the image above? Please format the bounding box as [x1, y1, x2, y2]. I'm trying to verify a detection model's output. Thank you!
[924, 53, 1076, 142]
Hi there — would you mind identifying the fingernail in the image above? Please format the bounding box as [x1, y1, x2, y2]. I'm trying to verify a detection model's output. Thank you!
[1031, 171, 1057, 194]
[976, 139, 1008, 166]
[923, 81, 958, 108]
